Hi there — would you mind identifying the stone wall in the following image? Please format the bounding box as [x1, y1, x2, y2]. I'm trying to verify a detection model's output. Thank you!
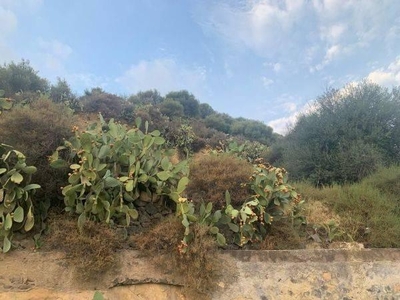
[1, 248, 400, 299]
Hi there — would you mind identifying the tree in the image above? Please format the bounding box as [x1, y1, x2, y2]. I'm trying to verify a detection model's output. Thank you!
[128, 89, 164, 106]
[159, 98, 184, 119]
[50, 77, 75, 103]
[231, 119, 274, 145]
[80, 88, 125, 120]
[0, 60, 49, 97]
[165, 90, 200, 118]
[205, 113, 232, 134]
[282, 82, 400, 185]
[199, 103, 215, 119]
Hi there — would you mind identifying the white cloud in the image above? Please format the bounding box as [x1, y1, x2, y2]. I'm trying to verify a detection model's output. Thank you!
[261, 76, 273, 88]
[0, 6, 18, 63]
[116, 59, 207, 96]
[196, 0, 400, 71]
[320, 23, 346, 44]
[39, 39, 72, 60]
[0, 6, 17, 37]
[283, 102, 297, 113]
[312, 44, 341, 72]
[268, 101, 316, 135]
[264, 62, 282, 73]
[268, 114, 297, 135]
[0, 0, 43, 64]
[37, 39, 73, 73]
[273, 63, 282, 73]
[66, 73, 111, 91]
[0, 0, 43, 10]
[197, 0, 307, 57]
[367, 57, 400, 87]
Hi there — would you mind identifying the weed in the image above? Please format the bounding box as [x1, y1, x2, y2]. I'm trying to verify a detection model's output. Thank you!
[255, 219, 304, 250]
[132, 216, 220, 296]
[45, 214, 122, 281]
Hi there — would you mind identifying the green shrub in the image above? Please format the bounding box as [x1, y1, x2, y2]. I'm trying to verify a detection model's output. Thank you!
[81, 88, 125, 120]
[50, 115, 189, 230]
[222, 163, 302, 246]
[362, 165, 400, 197]
[133, 105, 169, 132]
[184, 153, 302, 247]
[296, 166, 400, 248]
[282, 82, 400, 185]
[164, 121, 196, 159]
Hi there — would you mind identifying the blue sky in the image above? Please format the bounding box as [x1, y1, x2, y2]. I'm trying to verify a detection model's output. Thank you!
[1, 0, 399, 134]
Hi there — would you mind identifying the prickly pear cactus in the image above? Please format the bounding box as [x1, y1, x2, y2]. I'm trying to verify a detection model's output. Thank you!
[50, 114, 189, 231]
[0, 92, 40, 252]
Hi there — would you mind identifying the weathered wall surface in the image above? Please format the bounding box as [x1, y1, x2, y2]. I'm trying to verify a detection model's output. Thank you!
[216, 249, 400, 300]
[1, 248, 400, 299]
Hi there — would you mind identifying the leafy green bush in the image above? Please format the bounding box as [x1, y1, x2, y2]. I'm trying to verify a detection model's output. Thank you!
[282, 82, 400, 185]
[0, 60, 49, 97]
[297, 166, 400, 248]
[133, 104, 169, 132]
[50, 115, 189, 230]
[164, 122, 196, 158]
[184, 152, 302, 247]
[158, 98, 184, 119]
[0, 90, 12, 114]
[217, 140, 269, 163]
[222, 163, 302, 246]
[0, 146, 40, 252]
[81, 88, 125, 120]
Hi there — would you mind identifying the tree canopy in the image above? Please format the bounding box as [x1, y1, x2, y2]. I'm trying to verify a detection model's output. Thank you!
[281, 82, 400, 185]
[0, 60, 49, 96]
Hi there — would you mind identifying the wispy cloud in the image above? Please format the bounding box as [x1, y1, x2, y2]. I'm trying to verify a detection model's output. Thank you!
[37, 38, 73, 74]
[0, 5, 18, 63]
[116, 58, 207, 96]
[0, 0, 43, 63]
[261, 76, 273, 88]
[195, 0, 400, 72]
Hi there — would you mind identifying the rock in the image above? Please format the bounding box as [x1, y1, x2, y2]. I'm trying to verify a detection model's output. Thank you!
[145, 203, 159, 215]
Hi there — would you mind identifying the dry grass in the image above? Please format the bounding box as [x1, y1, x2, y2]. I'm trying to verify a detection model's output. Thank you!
[131, 216, 221, 296]
[187, 153, 253, 209]
[256, 220, 304, 250]
[45, 214, 122, 281]
[304, 200, 341, 226]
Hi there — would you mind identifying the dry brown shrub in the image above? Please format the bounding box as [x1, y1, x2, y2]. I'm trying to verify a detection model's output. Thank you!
[45, 215, 122, 281]
[132, 216, 220, 296]
[186, 153, 253, 209]
[304, 200, 341, 226]
[0, 97, 75, 207]
[255, 220, 304, 250]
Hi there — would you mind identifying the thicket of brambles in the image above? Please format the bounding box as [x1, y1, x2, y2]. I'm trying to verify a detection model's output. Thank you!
[1, 60, 400, 295]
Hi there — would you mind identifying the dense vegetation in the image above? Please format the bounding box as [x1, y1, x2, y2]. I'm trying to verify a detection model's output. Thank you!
[270, 82, 400, 186]
[1, 59, 400, 295]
